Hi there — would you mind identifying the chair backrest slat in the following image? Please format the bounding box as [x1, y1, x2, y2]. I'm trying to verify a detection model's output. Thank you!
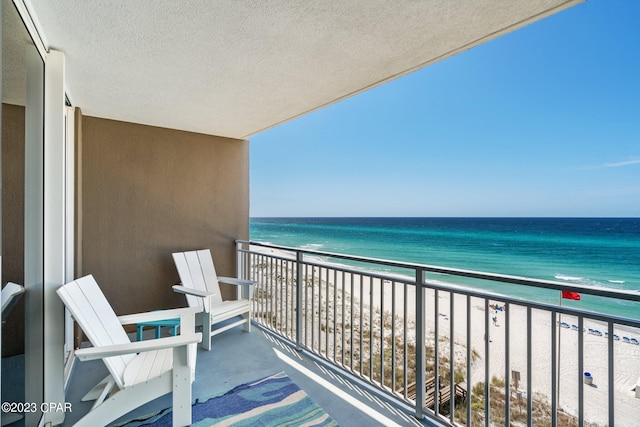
[173, 250, 222, 306]
[174, 252, 204, 309]
[173, 252, 199, 309]
[57, 275, 133, 389]
[196, 250, 223, 304]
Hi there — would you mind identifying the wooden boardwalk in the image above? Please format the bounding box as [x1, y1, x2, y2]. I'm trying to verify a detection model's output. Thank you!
[404, 377, 467, 414]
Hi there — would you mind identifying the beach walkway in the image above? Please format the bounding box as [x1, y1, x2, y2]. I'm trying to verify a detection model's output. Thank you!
[405, 377, 468, 415]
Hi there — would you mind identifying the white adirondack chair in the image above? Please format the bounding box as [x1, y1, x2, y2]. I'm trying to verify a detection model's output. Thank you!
[172, 249, 255, 351]
[1, 282, 25, 323]
[57, 275, 202, 427]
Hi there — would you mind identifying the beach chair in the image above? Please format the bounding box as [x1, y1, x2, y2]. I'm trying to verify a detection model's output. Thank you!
[57, 275, 202, 427]
[1, 282, 25, 323]
[172, 249, 256, 351]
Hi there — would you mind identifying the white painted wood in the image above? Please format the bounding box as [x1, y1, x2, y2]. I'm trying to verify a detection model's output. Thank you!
[219, 276, 256, 299]
[173, 253, 203, 310]
[172, 344, 192, 427]
[185, 251, 208, 293]
[173, 249, 256, 350]
[172, 285, 213, 299]
[58, 277, 131, 388]
[88, 377, 115, 410]
[73, 374, 173, 427]
[197, 250, 223, 304]
[180, 310, 197, 376]
[81, 376, 113, 403]
[73, 334, 199, 362]
[117, 306, 201, 325]
[58, 275, 201, 426]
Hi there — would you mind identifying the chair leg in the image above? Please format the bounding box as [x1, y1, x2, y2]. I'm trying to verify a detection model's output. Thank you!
[172, 344, 192, 426]
[72, 374, 171, 427]
[91, 377, 117, 410]
[203, 314, 213, 351]
[82, 375, 115, 404]
[243, 311, 251, 332]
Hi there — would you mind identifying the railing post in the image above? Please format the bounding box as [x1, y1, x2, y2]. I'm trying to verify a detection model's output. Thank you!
[296, 250, 303, 351]
[235, 240, 244, 300]
[415, 267, 425, 420]
[236, 241, 243, 279]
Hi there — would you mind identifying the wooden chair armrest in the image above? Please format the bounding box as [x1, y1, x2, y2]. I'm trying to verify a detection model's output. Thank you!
[172, 285, 215, 298]
[118, 307, 201, 325]
[74, 333, 202, 361]
[217, 277, 257, 287]
[217, 278, 257, 300]
[172, 285, 215, 313]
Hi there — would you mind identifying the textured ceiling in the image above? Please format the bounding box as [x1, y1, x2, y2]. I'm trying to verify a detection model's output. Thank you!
[24, 0, 582, 139]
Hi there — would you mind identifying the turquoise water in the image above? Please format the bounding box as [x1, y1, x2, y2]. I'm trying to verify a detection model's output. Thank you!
[250, 217, 640, 319]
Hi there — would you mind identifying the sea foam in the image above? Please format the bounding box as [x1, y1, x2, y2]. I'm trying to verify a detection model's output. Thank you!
[555, 274, 583, 282]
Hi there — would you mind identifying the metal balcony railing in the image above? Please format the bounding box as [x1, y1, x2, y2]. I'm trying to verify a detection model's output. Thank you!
[235, 240, 640, 426]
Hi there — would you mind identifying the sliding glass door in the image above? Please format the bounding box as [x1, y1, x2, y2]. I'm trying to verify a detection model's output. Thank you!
[2, 1, 45, 425]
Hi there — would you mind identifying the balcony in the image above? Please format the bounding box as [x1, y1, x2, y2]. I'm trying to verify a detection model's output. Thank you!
[62, 323, 428, 426]
[58, 241, 640, 426]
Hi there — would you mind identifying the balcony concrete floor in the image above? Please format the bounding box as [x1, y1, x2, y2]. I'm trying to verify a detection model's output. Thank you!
[61, 323, 440, 426]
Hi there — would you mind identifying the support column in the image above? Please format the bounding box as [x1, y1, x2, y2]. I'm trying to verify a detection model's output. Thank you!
[43, 49, 66, 426]
[24, 45, 45, 427]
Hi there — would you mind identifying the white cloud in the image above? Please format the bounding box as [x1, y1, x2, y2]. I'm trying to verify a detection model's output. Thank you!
[603, 158, 640, 168]
[580, 157, 640, 170]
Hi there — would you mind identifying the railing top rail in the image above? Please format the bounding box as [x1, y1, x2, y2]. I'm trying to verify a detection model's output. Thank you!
[237, 239, 640, 304]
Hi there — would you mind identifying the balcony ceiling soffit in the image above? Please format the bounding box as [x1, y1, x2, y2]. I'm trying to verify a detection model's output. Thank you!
[26, 0, 582, 139]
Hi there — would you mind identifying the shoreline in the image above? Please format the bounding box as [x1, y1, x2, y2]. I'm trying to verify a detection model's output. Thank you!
[252, 242, 640, 322]
[249, 245, 640, 425]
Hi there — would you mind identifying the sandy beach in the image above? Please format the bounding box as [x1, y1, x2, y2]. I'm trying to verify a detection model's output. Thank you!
[249, 245, 640, 426]
[427, 291, 640, 425]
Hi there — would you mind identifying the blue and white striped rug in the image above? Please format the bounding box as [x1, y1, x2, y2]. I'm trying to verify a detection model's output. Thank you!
[116, 372, 338, 426]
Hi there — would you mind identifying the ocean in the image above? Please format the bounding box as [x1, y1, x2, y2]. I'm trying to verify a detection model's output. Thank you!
[250, 217, 640, 319]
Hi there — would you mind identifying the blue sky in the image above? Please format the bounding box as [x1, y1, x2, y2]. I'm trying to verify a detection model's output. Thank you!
[250, 0, 640, 218]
